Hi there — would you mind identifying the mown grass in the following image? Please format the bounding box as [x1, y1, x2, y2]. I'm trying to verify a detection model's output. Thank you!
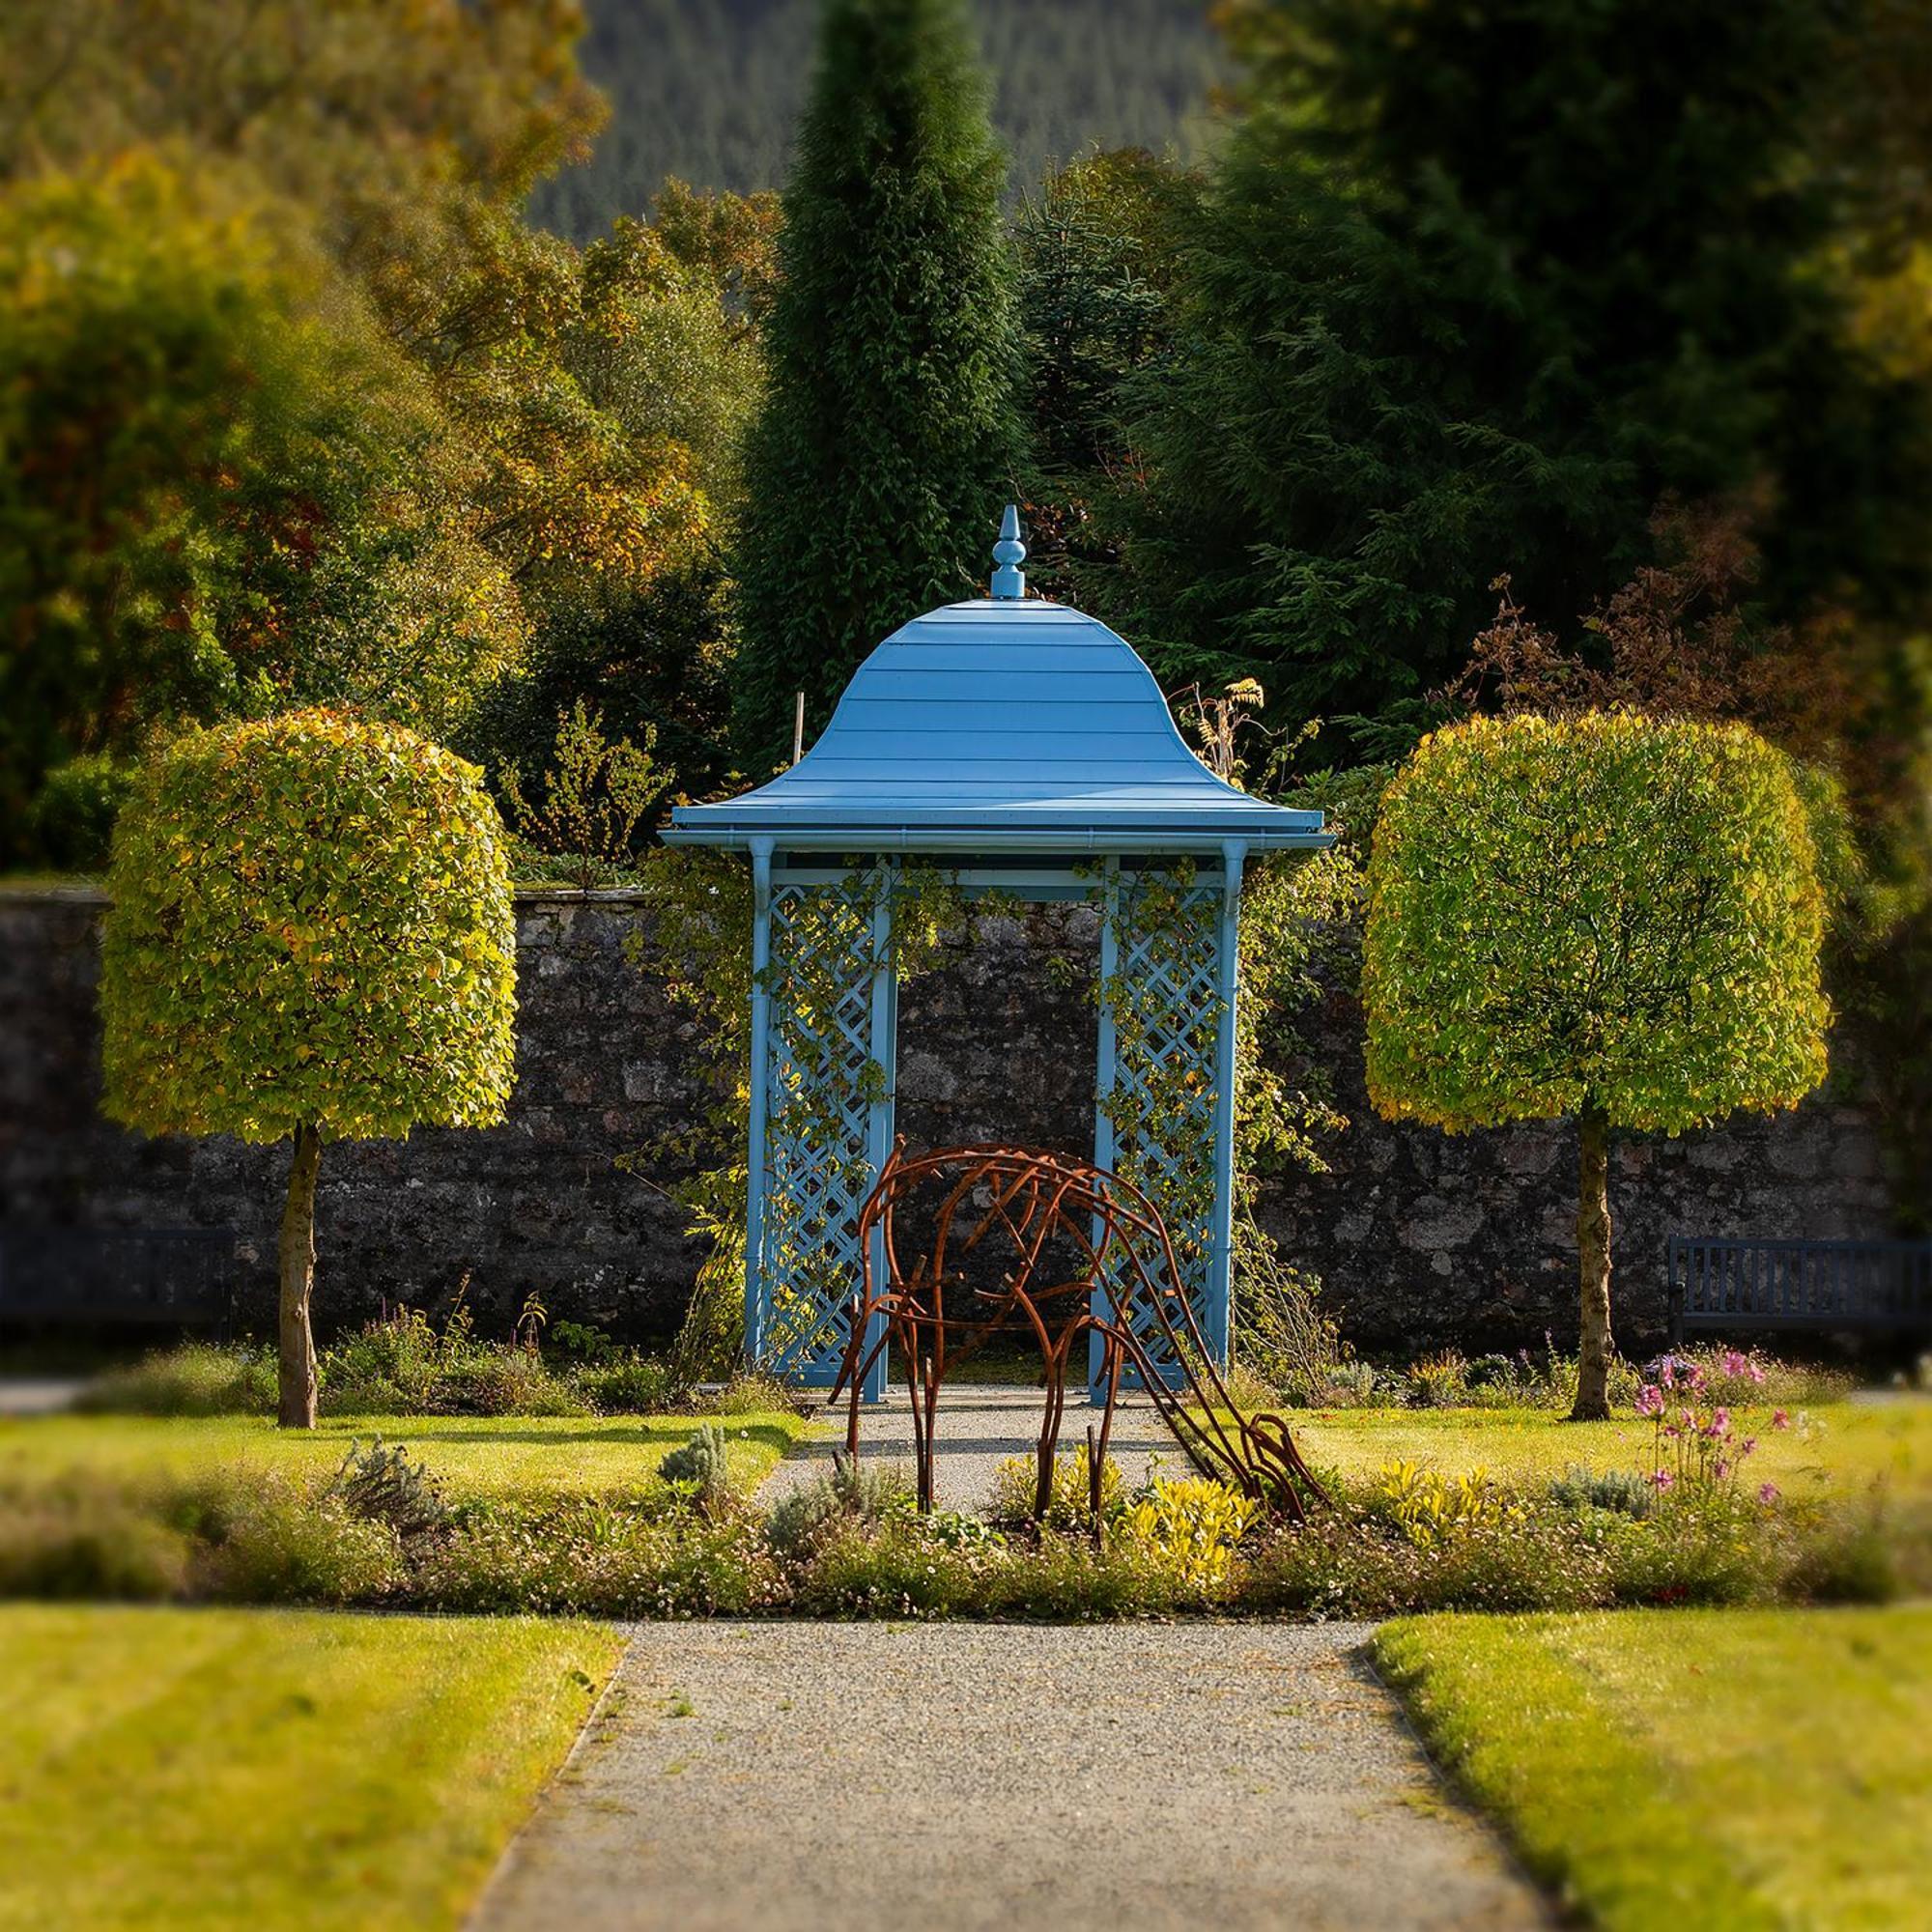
[1374, 1605, 1932, 1931]
[0, 1411, 816, 1502]
[0, 1603, 622, 1931]
[1291, 1400, 1930, 1502]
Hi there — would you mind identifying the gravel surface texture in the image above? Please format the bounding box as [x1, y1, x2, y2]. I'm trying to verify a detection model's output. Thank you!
[470, 1621, 1548, 1932]
[757, 1384, 1188, 1513]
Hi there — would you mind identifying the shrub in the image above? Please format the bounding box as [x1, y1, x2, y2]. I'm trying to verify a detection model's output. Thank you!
[1364, 1460, 1521, 1548]
[0, 1496, 192, 1601]
[764, 1451, 913, 1559]
[321, 1305, 588, 1418]
[27, 753, 136, 871]
[327, 1438, 448, 1541]
[77, 1342, 276, 1417]
[206, 1481, 403, 1605]
[1548, 1464, 1656, 1519]
[100, 710, 517, 1429]
[1405, 1351, 1469, 1408]
[1117, 1476, 1253, 1600]
[576, 1354, 674, 1414]
[989, 1442, 1120, 1530]
[658, 1423, 731, 1512]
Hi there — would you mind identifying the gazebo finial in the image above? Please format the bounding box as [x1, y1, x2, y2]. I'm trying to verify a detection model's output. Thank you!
[990, 503, 1026, 600]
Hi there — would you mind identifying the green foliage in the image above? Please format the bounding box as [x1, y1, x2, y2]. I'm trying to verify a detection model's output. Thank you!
[327, 1439, 450, 1542]
[764, 1450, 916, 1559]
[208, 1480, 404, 1605]
[0, 1495, 193, 1602]
[989, 1443, 1121, 1531]
[731, 0, 1027, 770]
[23, 753, 138, 873]
[0, 157, 486, 860]
[76, 1343, 278, 1419]
[1548, 1465, 1657, 1520]
[1363, 712, 1831, 1134]
[657, 1422, 731, 1511]
[1128, 0, 1929, 753]
[1117, 1474, 1253, 1598]
[499, 700, 670, 888]
[462, 555, 739, 829]
[100, 710, 517, 1145]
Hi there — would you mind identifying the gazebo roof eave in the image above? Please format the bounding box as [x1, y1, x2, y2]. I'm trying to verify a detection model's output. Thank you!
[659, 818, 1334, 856]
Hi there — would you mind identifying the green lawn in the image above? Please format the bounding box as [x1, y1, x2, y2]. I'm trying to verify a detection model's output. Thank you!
[1292, 1400, 1931, 1502]
[0, 1603, 622, 1931]
[0, 1410, 816, 1500]
[1375, 1605, 1932, 1931]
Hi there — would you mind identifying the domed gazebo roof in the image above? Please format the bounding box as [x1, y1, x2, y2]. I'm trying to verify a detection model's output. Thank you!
[666, 511, 1328, 857]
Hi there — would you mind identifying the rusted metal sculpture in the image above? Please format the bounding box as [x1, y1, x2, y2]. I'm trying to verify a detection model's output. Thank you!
[830, 1141, 1326, 1524]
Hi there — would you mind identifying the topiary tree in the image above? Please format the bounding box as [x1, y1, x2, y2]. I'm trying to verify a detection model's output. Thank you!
[101, 711, 518, 1429]
[1361, 711, 1831, 1419]
[730, 0, 1026, 772]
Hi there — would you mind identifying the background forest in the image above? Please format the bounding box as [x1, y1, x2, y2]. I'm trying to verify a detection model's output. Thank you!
[3, 0, 1930, 1229]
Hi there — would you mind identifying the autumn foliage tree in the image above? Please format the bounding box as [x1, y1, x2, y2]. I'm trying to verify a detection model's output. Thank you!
[101, 713, 518, 1428]
[1362, 712, 1831, 1418]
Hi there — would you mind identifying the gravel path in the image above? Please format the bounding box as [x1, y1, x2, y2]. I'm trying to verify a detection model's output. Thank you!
[469, 1622, 1548, 1932]
[757, 1383, 1187, 1513]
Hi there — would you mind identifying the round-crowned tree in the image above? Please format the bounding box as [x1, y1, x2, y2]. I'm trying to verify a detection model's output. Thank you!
[101, 711, 517, 1428]
[1361, 711, 1830, 1418]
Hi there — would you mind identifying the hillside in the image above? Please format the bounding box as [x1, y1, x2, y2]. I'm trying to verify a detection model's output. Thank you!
[532, 0, 1227, 236]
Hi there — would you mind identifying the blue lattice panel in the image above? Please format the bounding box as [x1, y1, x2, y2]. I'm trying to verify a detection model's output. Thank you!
[1094, 871, 1225, 1386]
[755, 872, 887, 1386]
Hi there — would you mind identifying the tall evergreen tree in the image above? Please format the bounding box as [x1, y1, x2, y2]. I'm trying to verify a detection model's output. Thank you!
[1128, 0, 1927, 752]
[732, 0, 1025, 770]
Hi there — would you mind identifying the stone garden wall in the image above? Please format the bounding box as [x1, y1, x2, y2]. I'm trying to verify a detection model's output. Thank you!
[0, 886, 1896, 1355]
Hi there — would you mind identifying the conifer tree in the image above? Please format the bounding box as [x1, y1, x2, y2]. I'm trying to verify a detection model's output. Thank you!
[1130, 0, 1926, 753]
[732, 0, 1025, 770]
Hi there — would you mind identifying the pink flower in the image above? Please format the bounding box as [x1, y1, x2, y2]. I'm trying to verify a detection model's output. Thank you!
[1714, 1458, 1731, 1479]
[1772, 1408, 1790, 1431]
[1758, 1482, 1780, 1505]
[1708, 1406, 1731, 1438]
[1650, 1469, 1676, 1492]
[1721, 1350, 1748, 1378]
[1747, 1361, 1767, 1386]
[1740, 1437, 1757, 1458]
[1635, 1385, 1664, 1418]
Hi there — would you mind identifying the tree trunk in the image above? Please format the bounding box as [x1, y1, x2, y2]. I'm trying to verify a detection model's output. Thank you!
[277, 1122, 323, 1430]
[1572, 1097, 1614, 1422]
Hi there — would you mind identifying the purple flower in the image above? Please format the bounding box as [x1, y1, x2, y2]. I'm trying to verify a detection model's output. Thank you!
[1758, 1482, 1780, 1505]
[1650, 1469, 1676, 1492]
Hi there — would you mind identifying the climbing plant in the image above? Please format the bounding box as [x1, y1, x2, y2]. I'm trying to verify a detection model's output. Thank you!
[629, 850, 979, 1378]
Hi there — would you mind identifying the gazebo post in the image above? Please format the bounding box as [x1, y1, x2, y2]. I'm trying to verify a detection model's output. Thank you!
[1088, 856, 1122, 1401]
[1208, 838, 1248, 1368]
[742, 835, 776, 1366]
[860, 860, 898, 1403]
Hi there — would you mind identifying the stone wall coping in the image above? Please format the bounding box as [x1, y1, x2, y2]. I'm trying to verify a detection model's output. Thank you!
[0, 879, 657, 910]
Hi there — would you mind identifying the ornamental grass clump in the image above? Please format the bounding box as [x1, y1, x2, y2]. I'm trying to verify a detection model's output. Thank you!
[100, 710, 517, 1430]
[1363, 712, 1830, 1419]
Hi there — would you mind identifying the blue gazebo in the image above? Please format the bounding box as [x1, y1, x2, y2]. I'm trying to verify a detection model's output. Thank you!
[665, 510, 1329, 1400]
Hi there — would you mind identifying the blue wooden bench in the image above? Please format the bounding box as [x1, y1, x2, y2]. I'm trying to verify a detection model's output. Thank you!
[0, 1226, 238, 1337]
[1667, 1235, 1932, 1346]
